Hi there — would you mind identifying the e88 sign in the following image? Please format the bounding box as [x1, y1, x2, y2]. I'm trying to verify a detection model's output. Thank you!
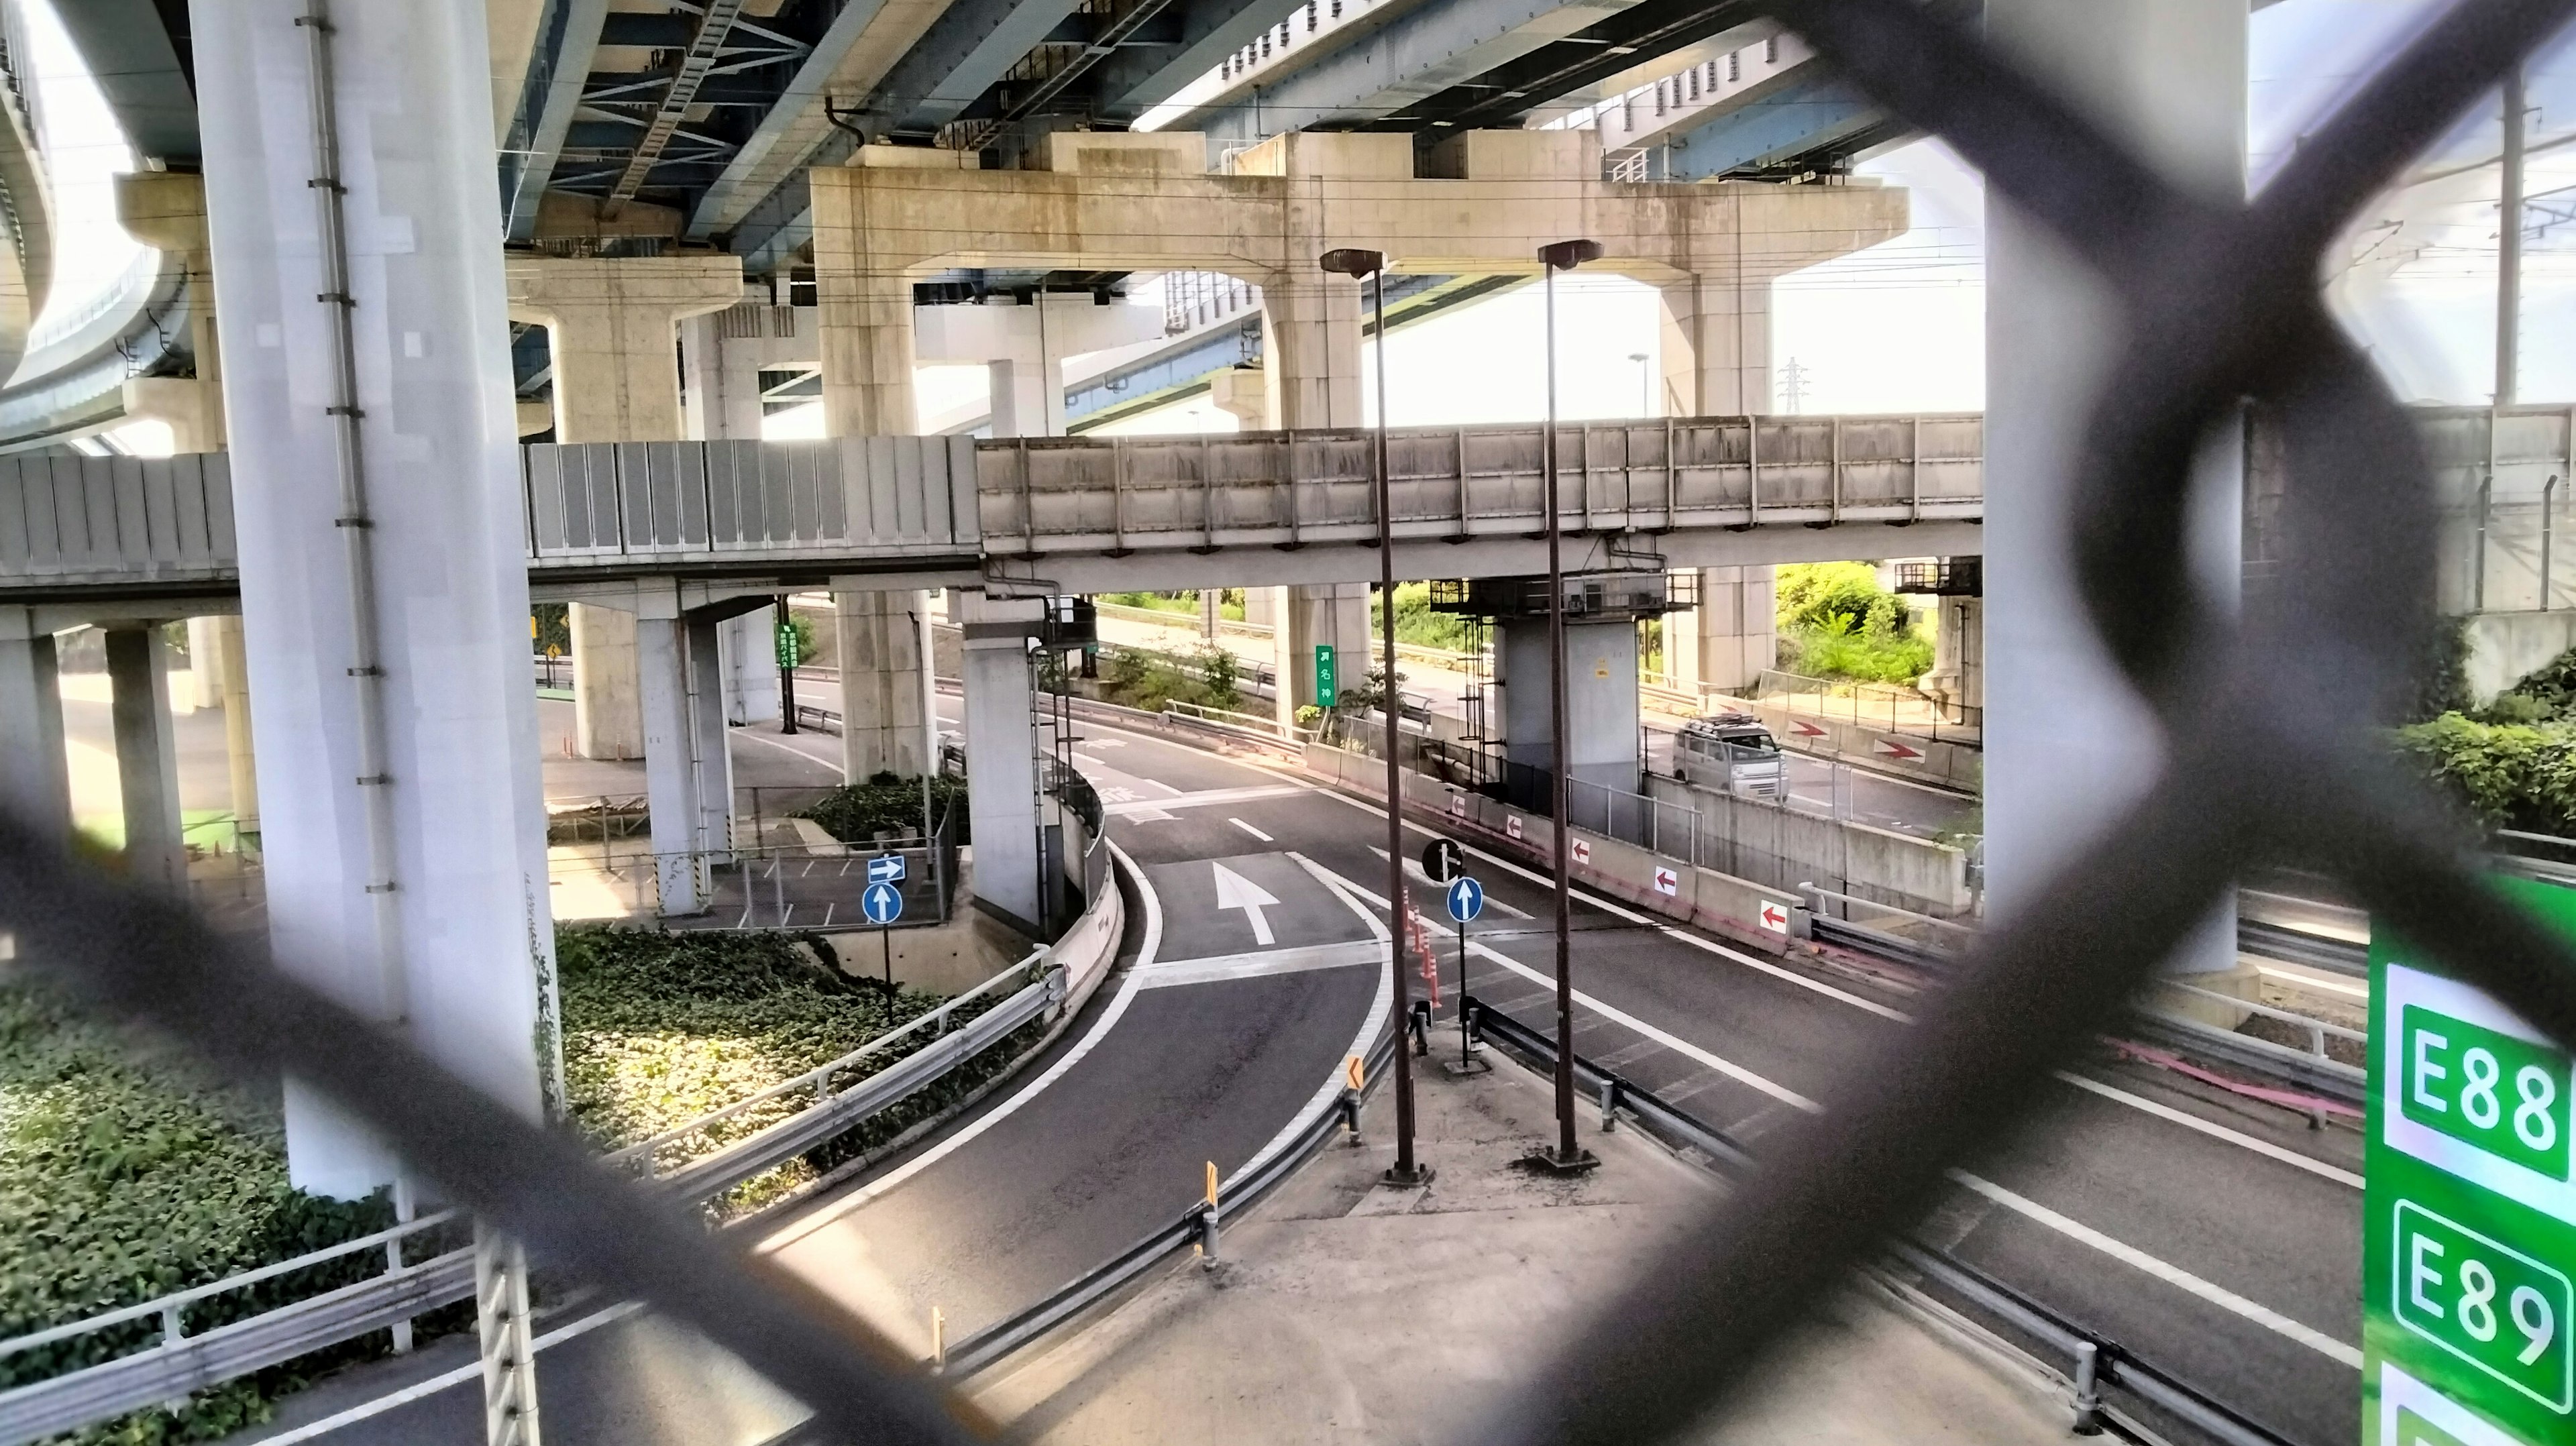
[2402, 1005, 2573, 1180]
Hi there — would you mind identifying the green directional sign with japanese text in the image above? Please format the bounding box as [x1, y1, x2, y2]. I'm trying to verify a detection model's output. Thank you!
[775, 616, 801, 670]
[1314, 643, 1337, 705]
[2368, 874, 2576, 1445]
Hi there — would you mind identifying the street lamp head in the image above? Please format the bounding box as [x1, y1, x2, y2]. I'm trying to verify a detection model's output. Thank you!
[1318, 247, 1386, 277]
[1538, 239, 1603, 272]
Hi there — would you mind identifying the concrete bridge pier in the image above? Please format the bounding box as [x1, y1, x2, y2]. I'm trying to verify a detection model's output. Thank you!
[1275, 583, 1371, 728]
[1499, 616, 1646, 794]
[1667, 566, 1776, 696]
[1927, 592, 1984, 717]
[917, 293, 1163, 439]
[103, 625, 186, 891]
[958, 591, 1046, 934]
[637, 600, 742, 917]
[0, 608, 68, 840]
[837, 591, 936, 781]
[508, 252, 743, 765]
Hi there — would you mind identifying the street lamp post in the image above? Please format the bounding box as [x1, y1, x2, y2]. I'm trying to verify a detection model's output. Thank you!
[1628, 351, 1652, 418]
[1536, 237, 1602, 1173]
[1320, 245, 1430, 1187]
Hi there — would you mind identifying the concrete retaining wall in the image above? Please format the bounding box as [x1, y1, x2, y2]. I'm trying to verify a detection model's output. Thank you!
[1302, 744, 1803, 956]
[1732, 696, 1982, 793]
[1641, 775, 1970, 917]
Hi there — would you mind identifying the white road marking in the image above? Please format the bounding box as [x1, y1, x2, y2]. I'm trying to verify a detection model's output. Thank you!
[1104, 783, 1303, 816]
[1212, 862, 1280, 946]
[1136, 939, 1381, 989]
[1230, 818, 1275, 843]
[2052, 1071, 2363, 1189]
[1310, 784, 1910, 1023]
[1948, 1169, 2362, 1368]
[1322, 865, 1821, 1113]
[253, 1302, 645, 1441]
[760, 836, 1165, 1243]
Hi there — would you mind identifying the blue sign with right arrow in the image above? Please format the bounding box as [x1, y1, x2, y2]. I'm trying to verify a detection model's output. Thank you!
[1446, 876, 1485, 924]
[861, 881, 904, 926]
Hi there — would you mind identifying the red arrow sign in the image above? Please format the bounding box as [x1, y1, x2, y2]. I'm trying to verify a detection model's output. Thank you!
[1873, 736, 1927, 763]
[1790, 719, 1829, 738]
[1652, 867, 1679, 896]
[1758, 901, 1790, 934]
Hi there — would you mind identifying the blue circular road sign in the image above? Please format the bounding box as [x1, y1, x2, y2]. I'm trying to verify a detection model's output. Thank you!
[861, 881, 904, 926]
[1446, 877, 1485, 923]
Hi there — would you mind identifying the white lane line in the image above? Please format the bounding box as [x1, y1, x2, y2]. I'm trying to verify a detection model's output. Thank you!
[1231, 817, 1275, 843]
[1104, 783, 1303, 816]
[1307, 784, 1910, 1024]
[1369, 845, 1532, 917]
[1322, 865, 1821, 1114]
[254, 1302, 645, 1442]
[1951, 1170, 2363, 1369]
[760, 836, 1165, 1247]
[1134, 939, 1381, 989]
[2053, 1071, 2363, 1189]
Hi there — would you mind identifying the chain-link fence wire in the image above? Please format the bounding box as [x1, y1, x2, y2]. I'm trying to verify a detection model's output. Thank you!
[5, 3, 2576, 1444]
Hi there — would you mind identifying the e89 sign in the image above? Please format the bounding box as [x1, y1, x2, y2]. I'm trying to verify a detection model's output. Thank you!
[2402, 1005, 2573, 1181]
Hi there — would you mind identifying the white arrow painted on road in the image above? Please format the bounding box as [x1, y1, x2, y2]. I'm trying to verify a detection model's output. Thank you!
[1212, 862, 1280, 946]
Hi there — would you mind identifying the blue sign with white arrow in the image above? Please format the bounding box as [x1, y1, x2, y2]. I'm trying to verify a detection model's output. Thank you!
[1446, 876, 1485, 923]
[867, 853, 906, 885]
[861, 881, 904, 926]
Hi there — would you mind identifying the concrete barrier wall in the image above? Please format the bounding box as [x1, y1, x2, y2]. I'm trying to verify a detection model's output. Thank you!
[1304, 743, 1803, 954]
[1732, 696, 1982, 793]
[1640, 774, 1969, 916]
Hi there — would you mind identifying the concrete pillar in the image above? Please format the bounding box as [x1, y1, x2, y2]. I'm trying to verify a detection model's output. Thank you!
[569, 606, 641, 760]
[912, 293, 1164, 439]
[688, 612, 734, 862]
[1497, 618, 1643, 792]
[117, 172, 226, 453]
[1260, 270, 1362, 429]
[838, 590, 932, 779]
[199, 0, 557, 1197]
[1670, 566, 1776, 695]
[103, 626, 185, 892]
[722, 605, 782, 726]
[1927, 593, 1984, 716]
[1272, 583, 1370, 730]
[1986, 0, 2243, 975]
[506, 254, 742, 763]
[637, 612, 706, 915]
[959, 592, 1044, 934]
[820, 274, 918, 438]
[1658, 272, 1770, 417]
[1207, 366, 1265, 429]
[0, 608, 68, 841]
[189, 614, 261, 840]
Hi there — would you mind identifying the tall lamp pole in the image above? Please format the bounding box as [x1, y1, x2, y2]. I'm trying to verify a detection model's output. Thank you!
[1536, 238, 1602, 1173]
[2500, 62, 2526, 407]
[1320, 245, 1430, 1187]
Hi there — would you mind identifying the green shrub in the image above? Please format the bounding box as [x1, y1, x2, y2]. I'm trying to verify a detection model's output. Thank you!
[797, 773, 967, 845]
[1776, 562, 1885, 634]
[2395, 714, 2576, 836]
[1, 984, 431, 1443]
[1772, 564, 1932, 685]
[556, 927, 1038, 1216]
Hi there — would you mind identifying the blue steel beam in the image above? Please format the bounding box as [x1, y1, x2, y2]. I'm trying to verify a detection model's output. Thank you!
[501, 0, 612, 240]
[1093, 0, 1307, 121]
[1660, 73, 1882, 178]
[1186, 0, 1649, 135]
[684, 0, 888, 241]
[865, 0, 1085, 135]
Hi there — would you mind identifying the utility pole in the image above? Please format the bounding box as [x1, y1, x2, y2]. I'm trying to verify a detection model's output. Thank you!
[1534, 238, 1603, 1175]
[1320, 245, 1429, 1187]
[1779, 356, 1811, 415]
[2499, 64, 2526, 406]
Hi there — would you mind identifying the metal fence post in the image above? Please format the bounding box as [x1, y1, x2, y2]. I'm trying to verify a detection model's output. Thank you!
[474, 1229, 541, 1446]
[2070, 1340, 2102, 1435]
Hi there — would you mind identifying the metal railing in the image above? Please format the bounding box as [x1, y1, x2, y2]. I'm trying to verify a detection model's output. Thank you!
[1741, 668, 1984, 745]
[1461, 997, 2299, 1446]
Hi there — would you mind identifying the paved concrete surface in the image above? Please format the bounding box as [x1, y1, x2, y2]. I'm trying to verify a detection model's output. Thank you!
[970, 1049, 2072, 1445]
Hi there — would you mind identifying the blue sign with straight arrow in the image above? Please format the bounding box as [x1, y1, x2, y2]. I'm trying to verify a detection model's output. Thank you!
[1446, 876, 1485, 923]
[861, 881, 904, 926]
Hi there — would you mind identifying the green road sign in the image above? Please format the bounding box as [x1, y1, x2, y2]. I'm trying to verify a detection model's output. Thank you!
[775, 617, 801, 670]
[1314, 643, 1337, 704]
[2369, 874, 2576, 1444]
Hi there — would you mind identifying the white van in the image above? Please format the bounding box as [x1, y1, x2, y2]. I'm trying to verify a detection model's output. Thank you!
[1674, 713, 1788, 800]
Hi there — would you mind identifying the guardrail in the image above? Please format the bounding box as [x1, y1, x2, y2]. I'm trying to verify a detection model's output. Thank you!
[0, 913, 1108, 1443]
[2235, 917, 2365, 978]
[938, 1022, 1399, 1377]
[1460, 995, 2297, 1446]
